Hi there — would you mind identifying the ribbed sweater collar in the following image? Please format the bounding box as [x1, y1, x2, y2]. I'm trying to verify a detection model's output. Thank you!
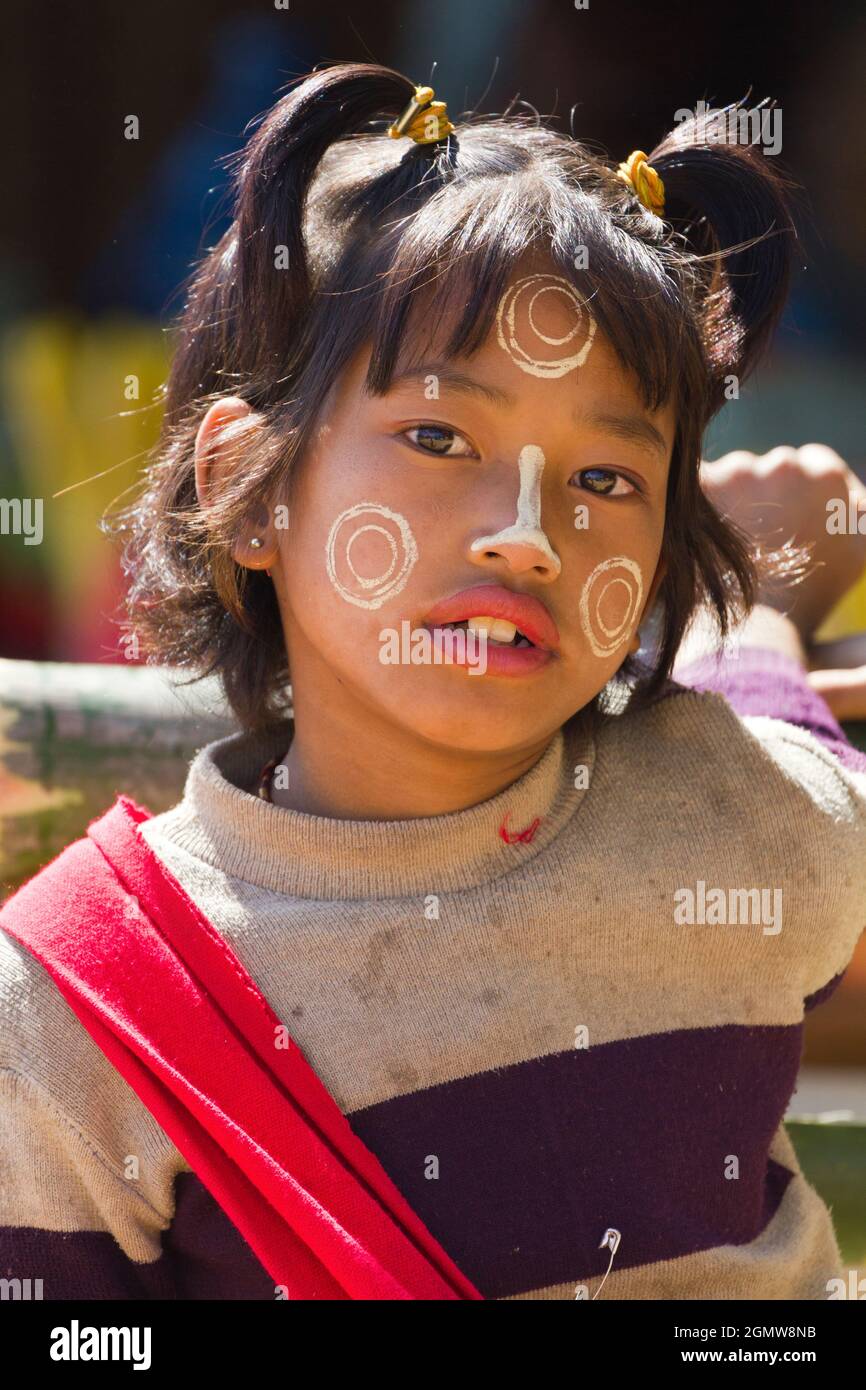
[148, 717, 595, 901]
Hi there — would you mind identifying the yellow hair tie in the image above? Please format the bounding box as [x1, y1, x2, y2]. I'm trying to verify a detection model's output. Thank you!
[388, 84, 455, 145]
[616, 150, 665, 217]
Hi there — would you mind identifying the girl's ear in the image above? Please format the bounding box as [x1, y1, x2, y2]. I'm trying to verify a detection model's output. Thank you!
[194, 396, 256, 505]
[194, 397, 277, 571]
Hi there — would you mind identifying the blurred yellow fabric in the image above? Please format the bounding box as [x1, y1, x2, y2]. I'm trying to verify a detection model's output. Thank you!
[816, 569, 866, 643]
[1, 316, 167, 659]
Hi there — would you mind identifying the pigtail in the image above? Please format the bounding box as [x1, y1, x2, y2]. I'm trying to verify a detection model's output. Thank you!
[168, 63, 440, 412]
[234, 64, 424, 370]
[617, 103, 803, 706]
[646, 102, 799, 401]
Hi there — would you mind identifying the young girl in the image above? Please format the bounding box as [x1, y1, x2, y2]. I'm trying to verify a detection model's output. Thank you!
[2, 62, 865, 1301]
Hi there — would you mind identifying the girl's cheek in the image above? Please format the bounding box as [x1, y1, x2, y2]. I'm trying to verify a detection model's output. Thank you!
[576, 555, 645, 658]
[323, 500, 419, 610]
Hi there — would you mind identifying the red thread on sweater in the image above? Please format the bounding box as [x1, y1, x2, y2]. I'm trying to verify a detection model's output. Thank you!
[499, 812, 542, 845]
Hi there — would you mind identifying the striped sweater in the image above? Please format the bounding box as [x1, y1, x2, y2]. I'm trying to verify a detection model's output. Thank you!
[2, 639, 865, 1299]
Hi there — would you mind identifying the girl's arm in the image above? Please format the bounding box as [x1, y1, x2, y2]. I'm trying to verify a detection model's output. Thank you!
[0, 927, 180, 1300]
[0, 1071, 179, 1300]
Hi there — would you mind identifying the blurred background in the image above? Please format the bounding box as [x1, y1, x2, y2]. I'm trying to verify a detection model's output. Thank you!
[1, 0, 866, 1259]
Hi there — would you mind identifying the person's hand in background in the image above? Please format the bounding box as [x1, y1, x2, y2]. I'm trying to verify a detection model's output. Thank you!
[698, 444, 866, 719]
[700, 443, 866, 640]
[804, 633, 866, 722]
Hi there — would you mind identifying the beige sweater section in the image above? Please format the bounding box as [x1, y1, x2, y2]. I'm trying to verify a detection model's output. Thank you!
[2, 683, 866, 1299]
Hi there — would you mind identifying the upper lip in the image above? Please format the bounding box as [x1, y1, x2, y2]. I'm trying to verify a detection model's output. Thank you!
[423, 584, 560, 651]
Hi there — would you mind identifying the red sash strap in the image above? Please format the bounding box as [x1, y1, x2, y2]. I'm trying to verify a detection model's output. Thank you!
[0, 796, 483, 1300]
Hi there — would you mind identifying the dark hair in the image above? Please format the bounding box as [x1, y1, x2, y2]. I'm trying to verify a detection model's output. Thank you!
[105, 62, 800, 731]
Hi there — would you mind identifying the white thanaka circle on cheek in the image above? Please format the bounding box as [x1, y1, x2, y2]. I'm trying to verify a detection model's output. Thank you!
[325, 503, 418, 609]
[470, 445, 561, 574]
[496, 273, 597, 378]
[579, 556, 644, 657]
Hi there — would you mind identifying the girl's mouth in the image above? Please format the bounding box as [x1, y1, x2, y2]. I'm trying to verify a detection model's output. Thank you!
[439, 617, 534, 648]
[423, 616, 555, 676]
[420, 585, 560, 675]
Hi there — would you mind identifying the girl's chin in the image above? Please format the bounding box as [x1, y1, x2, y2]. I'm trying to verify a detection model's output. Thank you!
[369, 682, 573, 754]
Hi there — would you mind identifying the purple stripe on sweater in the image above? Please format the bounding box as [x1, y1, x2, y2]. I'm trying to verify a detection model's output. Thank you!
[0, 1226, 178, 1299]
[164, 1171, 275, 1299]
[675, 646, 866, 775]
[0, 1172, 276, 1301]
[1, 1021, 804, 1301]
[348, 1023, 801, 1298]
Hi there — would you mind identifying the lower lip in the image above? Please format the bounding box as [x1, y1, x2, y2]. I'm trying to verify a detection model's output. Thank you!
[424, 625, 555, 676]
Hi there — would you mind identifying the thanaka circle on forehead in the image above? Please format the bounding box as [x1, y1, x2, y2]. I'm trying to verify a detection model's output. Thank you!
[325, 502, 418, 609]
[496, 273, 597, 378]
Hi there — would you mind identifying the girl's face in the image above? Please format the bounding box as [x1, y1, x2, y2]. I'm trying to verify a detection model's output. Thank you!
[274, 264, 675, 754]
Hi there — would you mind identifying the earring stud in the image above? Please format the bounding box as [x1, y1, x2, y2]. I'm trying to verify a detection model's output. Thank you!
[249, 536, 264, 550]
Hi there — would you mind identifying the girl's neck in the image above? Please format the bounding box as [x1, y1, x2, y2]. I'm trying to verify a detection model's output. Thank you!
[270, 687, 557, 822]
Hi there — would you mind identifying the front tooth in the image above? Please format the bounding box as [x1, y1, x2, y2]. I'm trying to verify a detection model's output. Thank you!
[467, 615, 518, 643]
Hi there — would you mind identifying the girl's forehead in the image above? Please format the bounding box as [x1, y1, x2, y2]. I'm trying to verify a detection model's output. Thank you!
[392, 259, 594, 376]
[386, 314, 666, 417]
[338, 249, 679, 438]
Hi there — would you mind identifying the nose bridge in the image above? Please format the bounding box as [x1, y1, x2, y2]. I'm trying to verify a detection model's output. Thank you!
[469, 445, 562, 577]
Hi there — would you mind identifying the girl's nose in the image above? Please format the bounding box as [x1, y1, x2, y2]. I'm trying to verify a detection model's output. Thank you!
[469, 445, 562, 580]
[471, 533, 561, 578]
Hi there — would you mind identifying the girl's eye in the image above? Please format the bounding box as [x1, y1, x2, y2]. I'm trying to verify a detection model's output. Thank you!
[575, 467, 637, 497]
[403, 424, 476, 458]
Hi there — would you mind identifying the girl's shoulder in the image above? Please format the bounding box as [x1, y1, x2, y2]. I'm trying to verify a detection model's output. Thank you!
[595, 677, 866, 844]
[585, 682, 866, 998]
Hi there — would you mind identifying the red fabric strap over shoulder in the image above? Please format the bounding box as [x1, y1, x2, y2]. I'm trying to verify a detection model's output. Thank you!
[0, 795, 482, 1300]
